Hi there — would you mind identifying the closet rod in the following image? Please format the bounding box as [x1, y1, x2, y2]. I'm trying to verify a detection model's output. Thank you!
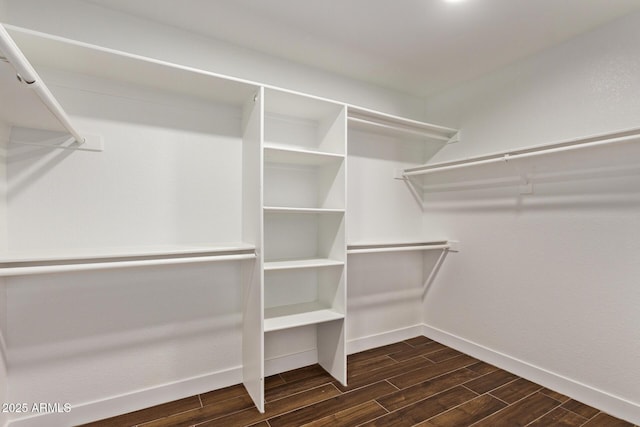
[0, 24, 84, 145]
[347, 244, 450, 254]
[403, 128, 640, 177]
[0, 253, 256, 277]
[348, 116, 452, 142]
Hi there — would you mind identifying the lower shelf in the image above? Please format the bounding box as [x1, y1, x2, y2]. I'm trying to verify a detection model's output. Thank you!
[264, 302, 344, 332]
[264, 258, 344, 271]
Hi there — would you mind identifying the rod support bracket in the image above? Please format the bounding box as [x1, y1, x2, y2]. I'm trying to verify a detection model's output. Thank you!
[394, 168, 408, 180]
[447, 240, 460, 252]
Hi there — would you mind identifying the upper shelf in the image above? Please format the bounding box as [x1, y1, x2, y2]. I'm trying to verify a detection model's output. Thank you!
[4, 25, 456, 145]
[0, 23, 84, 145]
[348, 106, 459, 144]
[5, 25, 259, 107]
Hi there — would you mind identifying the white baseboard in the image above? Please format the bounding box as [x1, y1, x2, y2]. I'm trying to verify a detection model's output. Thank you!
[7, 367, 243, 427]
[265, 349, 317, 377]
[347, 324, 424, 355]
[421, 323, 640, 425]
[264, 324, 426, 376]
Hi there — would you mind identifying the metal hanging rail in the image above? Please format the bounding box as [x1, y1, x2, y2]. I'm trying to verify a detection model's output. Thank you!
[0, 24, 84, 145]
[0, 252, 256, 277]
[348, 106, 459, 143]
[347, 240, 459, 254]
[403, 127, 640, 177]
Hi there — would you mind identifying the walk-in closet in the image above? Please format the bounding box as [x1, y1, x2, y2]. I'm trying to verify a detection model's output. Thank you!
[1, 1, 639, 426]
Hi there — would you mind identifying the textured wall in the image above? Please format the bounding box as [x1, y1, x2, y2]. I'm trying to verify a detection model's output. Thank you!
[422, 10, 640, 423]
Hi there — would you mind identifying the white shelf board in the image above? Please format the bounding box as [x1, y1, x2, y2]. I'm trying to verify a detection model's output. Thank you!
[264, 302, 344, 332]
[263, 144, 344, 165]
[264, 206, 345, 214]
[7, 26, 258, 107]
[348, 106, 458, 143]
[264, 258, 344, 271]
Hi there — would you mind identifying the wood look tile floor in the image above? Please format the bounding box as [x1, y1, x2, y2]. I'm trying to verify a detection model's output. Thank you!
[80, 337, 636, 427]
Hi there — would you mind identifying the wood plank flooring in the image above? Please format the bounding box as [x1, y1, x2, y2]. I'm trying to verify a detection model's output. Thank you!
[79, 337, 636, 427]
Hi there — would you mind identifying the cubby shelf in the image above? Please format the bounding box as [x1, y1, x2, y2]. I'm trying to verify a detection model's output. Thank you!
[263, 206, 345, 214]
[264, 258, 344, 271]
[264, 302, 345, 332]
[263, 145, 344, 165]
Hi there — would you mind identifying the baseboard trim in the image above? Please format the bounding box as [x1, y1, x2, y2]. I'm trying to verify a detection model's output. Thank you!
[421, 323, 640, 425]
[347, 324, 424, 355]
[7, 367, 243, 427]
[264, 325, 427, 376]
[264, 349, 317, 377]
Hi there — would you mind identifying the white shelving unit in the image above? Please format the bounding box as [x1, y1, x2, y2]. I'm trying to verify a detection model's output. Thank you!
[261, 87, 347, 386]
[1, 24, 459, 420]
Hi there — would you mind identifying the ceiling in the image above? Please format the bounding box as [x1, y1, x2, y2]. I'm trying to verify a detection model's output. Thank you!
[84, 0, 640, 97]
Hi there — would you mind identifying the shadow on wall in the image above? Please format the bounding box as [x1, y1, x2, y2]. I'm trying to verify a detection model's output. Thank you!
[4, 261, 244, 369]
[347, 250, 450, 338]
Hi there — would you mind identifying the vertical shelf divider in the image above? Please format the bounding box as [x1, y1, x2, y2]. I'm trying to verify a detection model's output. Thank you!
[242, 87, 265, 413]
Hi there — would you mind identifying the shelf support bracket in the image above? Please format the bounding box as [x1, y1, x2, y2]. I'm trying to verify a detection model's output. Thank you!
[447, 131, 460, 144]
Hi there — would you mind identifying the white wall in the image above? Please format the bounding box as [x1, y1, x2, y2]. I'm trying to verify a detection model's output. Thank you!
[7, 70, 244, 253]
[422, 11, 640, 423]
[0, 124, 7, 427]
[0, 121, 8, 253]
[0, 123, 7, 427]
[5, 263, 243, 426]
[0, 277, 7, 427]
[2, 0, 424, 120]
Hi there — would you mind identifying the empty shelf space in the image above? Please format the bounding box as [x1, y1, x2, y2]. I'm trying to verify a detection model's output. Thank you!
[264, 302, 344, 332]
[0, 243, 256, 276]
[264, 258, 344, 271]
[264, 206, 345, 214]
[347, 240, 451, 254]
[264, 144, 344, 165]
